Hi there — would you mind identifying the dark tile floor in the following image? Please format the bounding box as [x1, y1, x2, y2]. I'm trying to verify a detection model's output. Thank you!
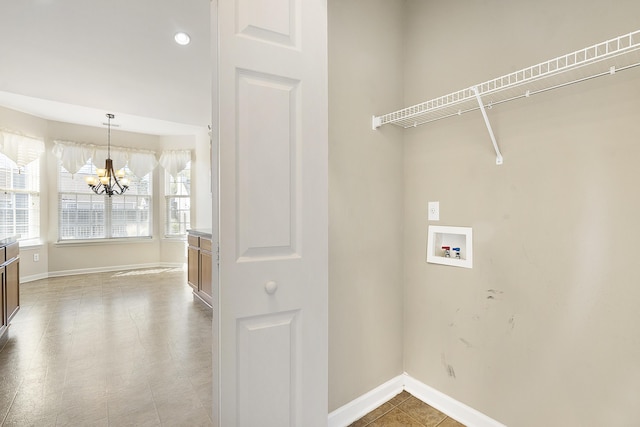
[0, 268, 213, 426]
[349, 391, 466, 427]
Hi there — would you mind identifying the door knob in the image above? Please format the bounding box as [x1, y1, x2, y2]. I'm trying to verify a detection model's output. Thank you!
[264, 281, 278, 295]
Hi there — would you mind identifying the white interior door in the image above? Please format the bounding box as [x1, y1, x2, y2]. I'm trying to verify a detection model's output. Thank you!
[215, 1, 328, 426]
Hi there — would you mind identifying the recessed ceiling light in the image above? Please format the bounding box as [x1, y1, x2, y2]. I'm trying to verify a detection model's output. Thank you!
[174, 32, 191, 46]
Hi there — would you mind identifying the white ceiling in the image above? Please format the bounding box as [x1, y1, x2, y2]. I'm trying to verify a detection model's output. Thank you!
[0, 0, 211, 135]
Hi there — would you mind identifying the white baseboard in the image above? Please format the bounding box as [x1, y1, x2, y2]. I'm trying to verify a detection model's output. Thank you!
[29, 263, 186, 280]
[403, 373, 507, 427]
[328, 373, 506, 427]
[20, 272, 49, 283]
[328, 375, 404, 427]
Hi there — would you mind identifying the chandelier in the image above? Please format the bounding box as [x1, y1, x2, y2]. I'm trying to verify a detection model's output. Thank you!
[86, 113, 129, 196]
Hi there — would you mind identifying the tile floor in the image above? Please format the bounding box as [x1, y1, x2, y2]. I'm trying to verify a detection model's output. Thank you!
[1, 267, 465, 427]
[349, 391, 466, 427]
[0, 268, 213, 426]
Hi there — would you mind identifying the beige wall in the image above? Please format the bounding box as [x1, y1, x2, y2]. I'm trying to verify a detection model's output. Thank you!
[328, 0, 405, 412]
[403, 1, 640, 425]
[0, 106, 208, 280]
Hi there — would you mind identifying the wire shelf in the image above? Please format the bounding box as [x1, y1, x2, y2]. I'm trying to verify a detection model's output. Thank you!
[373, 29, 640, 130]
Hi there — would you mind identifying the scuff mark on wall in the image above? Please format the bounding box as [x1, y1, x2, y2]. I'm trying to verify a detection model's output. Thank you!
[449, 307, 461, 327]
[459, 337, 473, 348]
[487, 289, 504, 300]
[508, 315, 516, 330]
[441, 353, 457, 379]
[447, 364, 456, 379]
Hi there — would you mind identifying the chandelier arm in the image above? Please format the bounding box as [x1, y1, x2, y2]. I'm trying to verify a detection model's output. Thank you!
[93, 184, 106, 195]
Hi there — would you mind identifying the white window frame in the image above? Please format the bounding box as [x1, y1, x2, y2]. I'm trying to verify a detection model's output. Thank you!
[58, 161, 153, 241]
[164, 160, 191, 237]
[0, 153, 40, 241]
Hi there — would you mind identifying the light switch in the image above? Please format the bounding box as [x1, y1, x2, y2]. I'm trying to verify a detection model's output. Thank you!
[428, 201, 439, 221]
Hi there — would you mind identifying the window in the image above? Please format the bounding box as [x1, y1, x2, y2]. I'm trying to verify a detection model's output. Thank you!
[165, 160, 191, 236]
[0, 154, 40, 241]
[58, 160, 152, 240]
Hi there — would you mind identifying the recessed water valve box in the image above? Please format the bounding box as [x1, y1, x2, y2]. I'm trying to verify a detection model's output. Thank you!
[427, 225, 472, 268]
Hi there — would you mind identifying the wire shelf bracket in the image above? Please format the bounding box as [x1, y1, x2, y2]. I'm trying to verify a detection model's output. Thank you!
[372, 29, 640, 165]
[472, 86, 503, 165]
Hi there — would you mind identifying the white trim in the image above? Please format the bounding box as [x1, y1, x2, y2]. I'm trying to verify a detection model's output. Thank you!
[20, 272, 48, 283]
[18, 239, 44, 249]
[54, 237, 155, 247]
[46, 262, 185, 278]
[328, 375, 404, 427]
[403, 373, 506, 427]
[20, 263, 185, 283]
[328, 373, 506, 427]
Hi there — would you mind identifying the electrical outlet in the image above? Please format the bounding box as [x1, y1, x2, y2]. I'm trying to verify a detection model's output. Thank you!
[428, 201, 439, 221]
[33, 253, 39, 262]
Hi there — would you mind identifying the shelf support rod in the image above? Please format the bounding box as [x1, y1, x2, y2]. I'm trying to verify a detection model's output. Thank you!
[471, 86, 503, 165]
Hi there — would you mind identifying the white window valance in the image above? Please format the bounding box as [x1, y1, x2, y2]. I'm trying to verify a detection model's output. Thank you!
[0, 129, 45, 168]
[159, 150, 192, 178]
[126, 151, 158, 179]
[52, 140, 158, 178]
[51, 140, 93, 175]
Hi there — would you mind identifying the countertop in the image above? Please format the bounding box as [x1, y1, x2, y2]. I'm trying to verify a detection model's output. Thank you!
[187, 229, 213, 238]
[0, 236, 18, 248]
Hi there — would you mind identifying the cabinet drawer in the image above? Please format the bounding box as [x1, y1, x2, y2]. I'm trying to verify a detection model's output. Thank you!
[200, 237, 213, 252]
[5, 242, 18, 261]
[187, 234, 200, 247]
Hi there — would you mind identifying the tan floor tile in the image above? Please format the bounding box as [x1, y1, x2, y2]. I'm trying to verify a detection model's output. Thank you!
[9, 383, 61, 417]
[154, 389, 204, 423]
[387, 390, 412, 407]
[368, 407, 424, 426]
[398, 396, 447, 427]
[107, 402, 160, 427]
[107, 387, 155, 419]
[438, 417, 467, 427]
[159, 404, 214, 426]
[349, 401, 395, 426]
[54, 401, 108, 426]
[348, 418, 370, 427]
[2, 413, 58, 427]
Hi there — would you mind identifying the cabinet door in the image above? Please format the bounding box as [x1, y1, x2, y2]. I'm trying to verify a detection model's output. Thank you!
[0, 268, 6, 336]
[5, 259, 18, 322]
[200, 249, 213, 303]
[187, 246, 200, 290]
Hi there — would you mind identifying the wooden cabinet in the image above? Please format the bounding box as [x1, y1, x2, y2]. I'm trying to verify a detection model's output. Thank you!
[199, 237, 213, 302]
[187, 234, 200, 290]
[0, 240, 19, 343]
[5, 242, 19, 323]
[0, 266, 6, 340]
[187, 231, 214, 308]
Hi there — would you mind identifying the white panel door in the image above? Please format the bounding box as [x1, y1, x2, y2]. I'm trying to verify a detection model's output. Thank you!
[215, 0, 328, 426]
